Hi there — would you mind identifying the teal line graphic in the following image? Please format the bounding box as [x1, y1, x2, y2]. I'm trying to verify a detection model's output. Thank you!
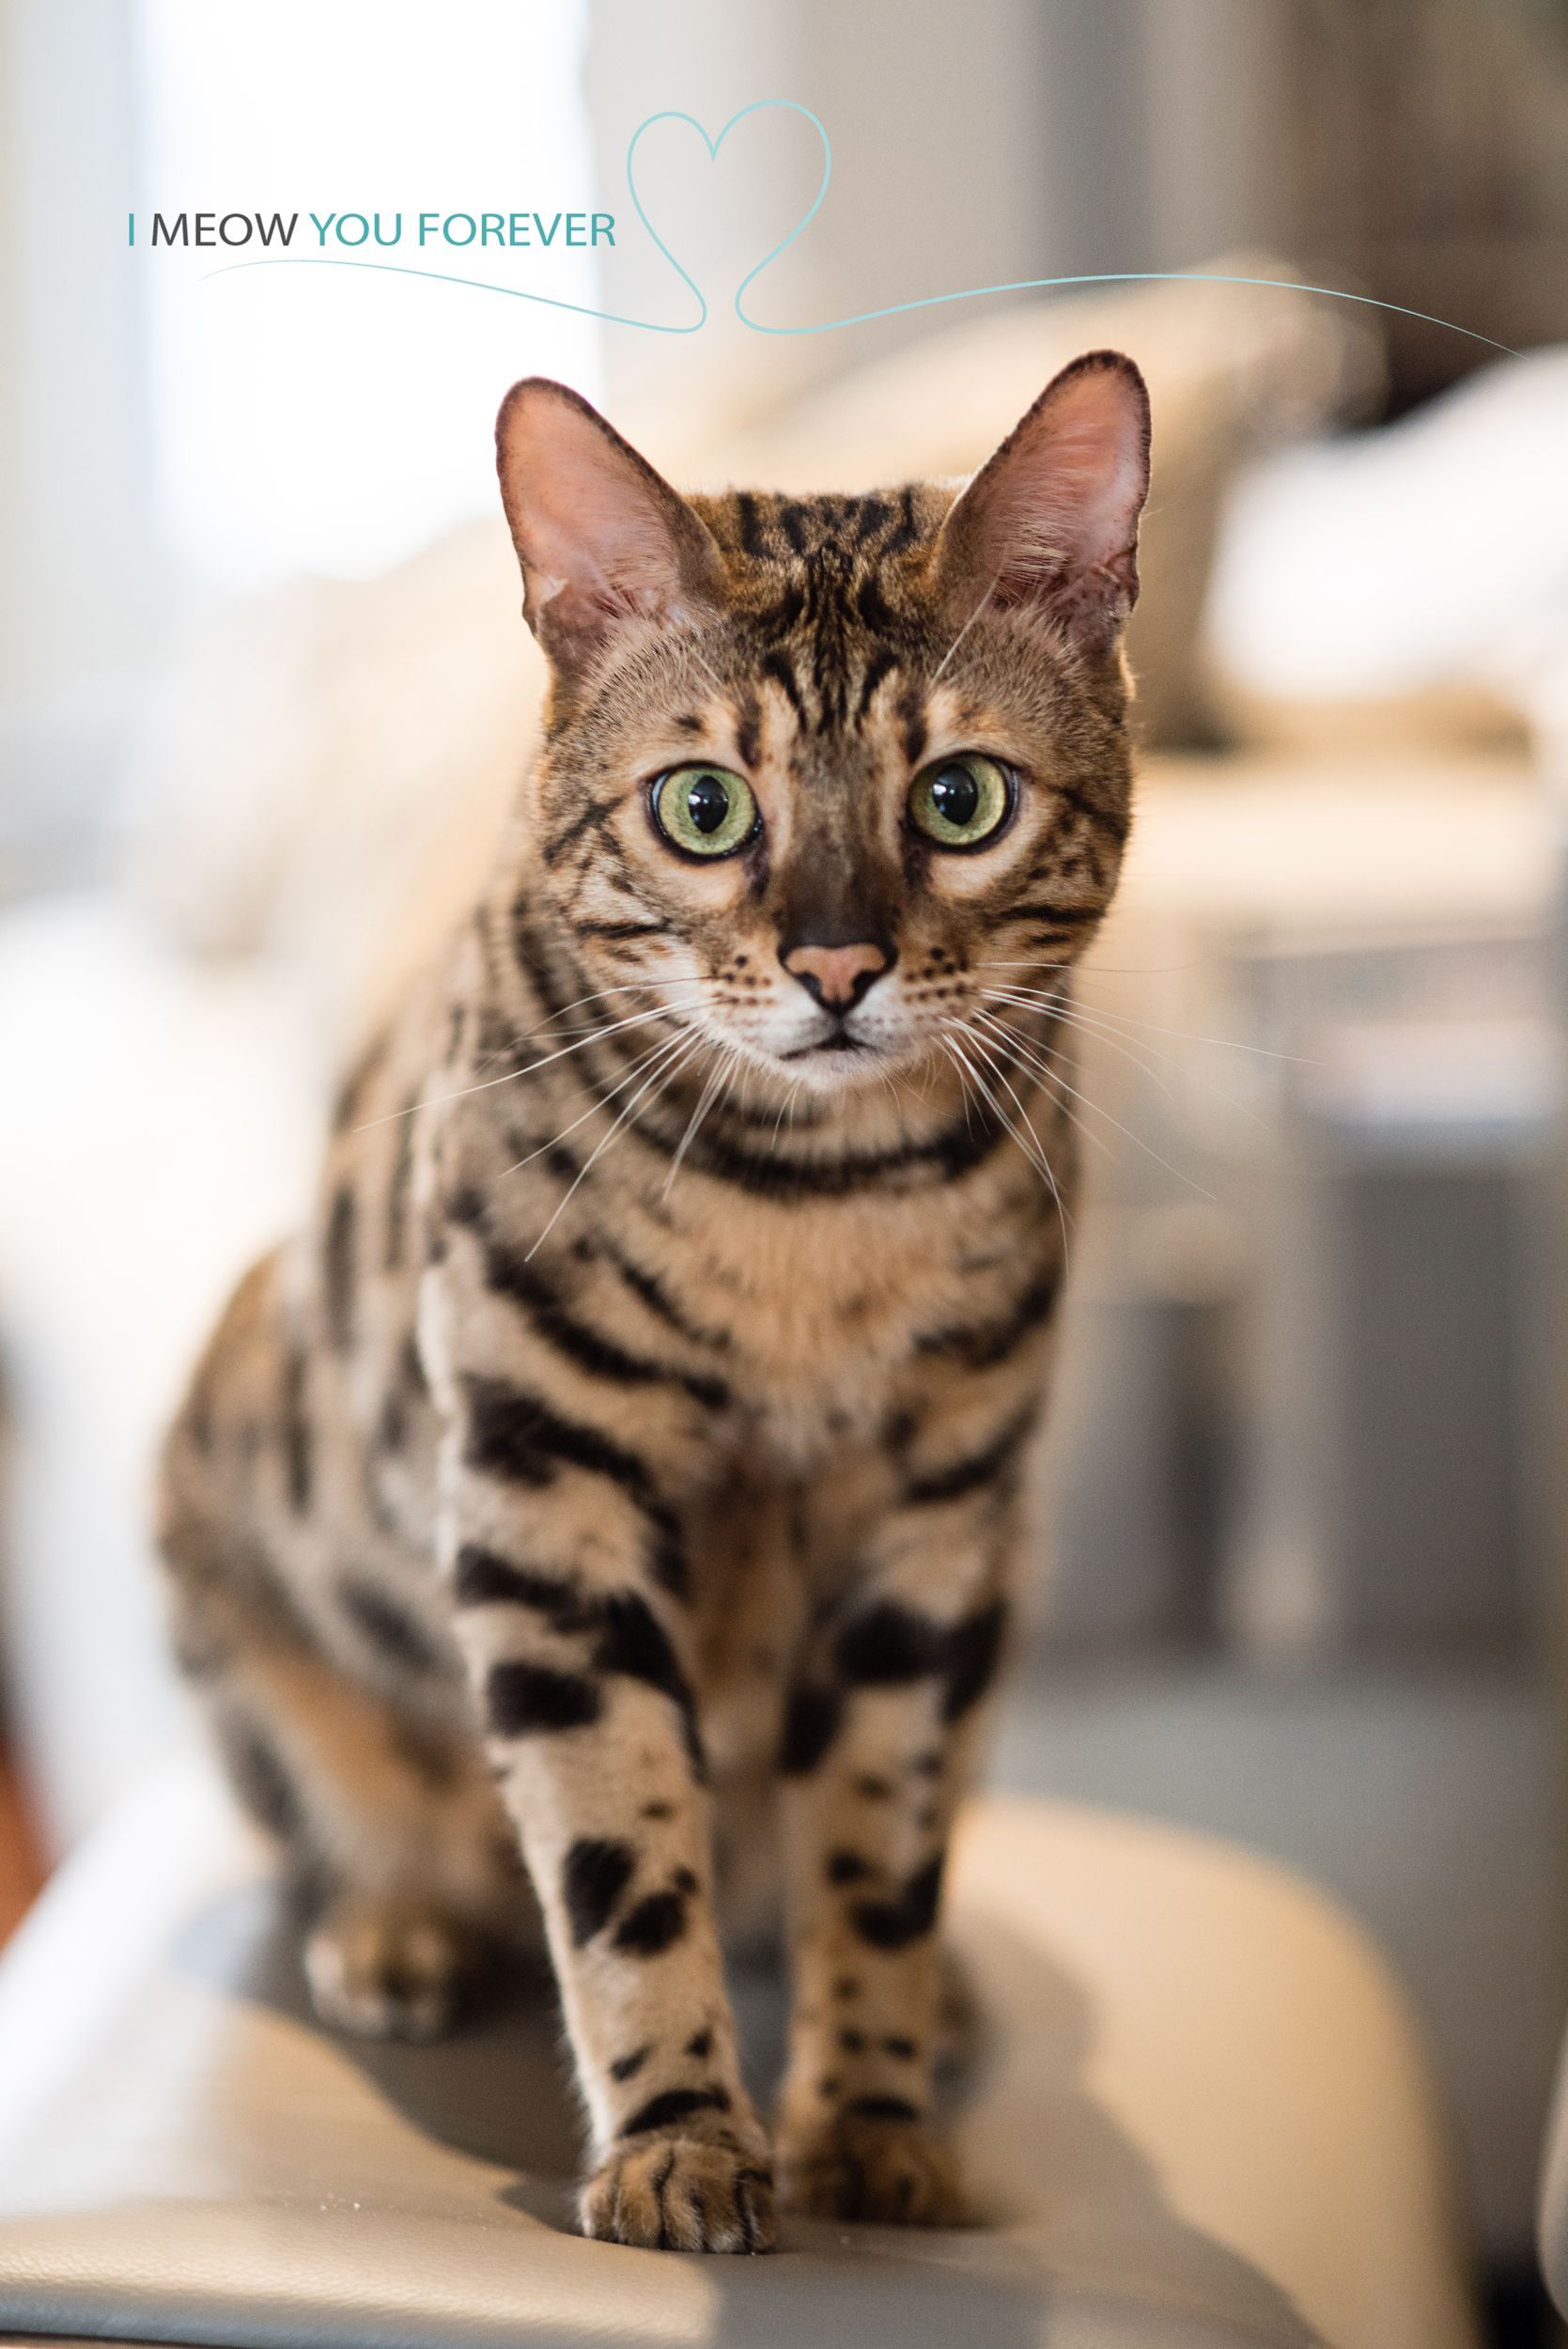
[624, 101, 831, 334]
[199, 254, 704, 335]
[201, 97, 1521, 360]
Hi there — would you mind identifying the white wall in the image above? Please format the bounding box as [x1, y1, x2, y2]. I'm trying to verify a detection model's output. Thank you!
[0, 0, 160, 871]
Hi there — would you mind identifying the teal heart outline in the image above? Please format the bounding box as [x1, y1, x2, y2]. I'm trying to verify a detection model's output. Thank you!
[624, 100, 831, 333]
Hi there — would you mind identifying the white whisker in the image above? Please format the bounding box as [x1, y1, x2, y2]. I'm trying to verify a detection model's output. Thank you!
[975, 1005, 1218, 1201]
[352, 998, 704, 1133]
[978, 972, 1312, 1064]
[503, 1025, 697, 1176]
[663, 1044, 742, 1197]
[987, 987, 1272, 1130]
[982, 988, 1172, 1097]
[942, 1026, 1071, 1267]
[930, 574, 999, 687]
[970, 1011, 1117, 1166]
[523, 1034, 706, 1261]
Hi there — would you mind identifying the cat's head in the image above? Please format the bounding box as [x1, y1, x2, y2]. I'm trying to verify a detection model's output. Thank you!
[496, 353, 1149, 1097]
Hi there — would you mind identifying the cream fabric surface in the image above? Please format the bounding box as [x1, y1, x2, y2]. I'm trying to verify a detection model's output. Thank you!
[0, 1762, 1477, 2349]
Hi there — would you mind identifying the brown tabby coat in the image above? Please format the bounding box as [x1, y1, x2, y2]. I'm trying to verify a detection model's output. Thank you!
[159, 351, 1151, 2252]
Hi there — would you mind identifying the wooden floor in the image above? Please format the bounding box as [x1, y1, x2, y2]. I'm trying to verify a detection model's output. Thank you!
[0, 1753, 44, 1946]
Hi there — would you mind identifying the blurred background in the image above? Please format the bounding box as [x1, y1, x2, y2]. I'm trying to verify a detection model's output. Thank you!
[1, 0, 1567, 2336]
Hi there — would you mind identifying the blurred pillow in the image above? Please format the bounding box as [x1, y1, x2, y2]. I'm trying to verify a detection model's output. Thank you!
[124, 521, 542, 1046]
[1203, 345, 1568, 762]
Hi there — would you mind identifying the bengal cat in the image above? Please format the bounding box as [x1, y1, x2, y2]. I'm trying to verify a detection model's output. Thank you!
[159, 349, 1151, 2252]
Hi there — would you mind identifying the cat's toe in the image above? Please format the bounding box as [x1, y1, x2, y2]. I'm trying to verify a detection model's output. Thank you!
[303, 1891, 474, 2042]
[580, 2132, 776, 2253]
[781, 2112, 966, 2227]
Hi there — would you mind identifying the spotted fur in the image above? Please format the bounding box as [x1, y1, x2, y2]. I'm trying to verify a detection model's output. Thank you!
[160, 352, 1151, 2252]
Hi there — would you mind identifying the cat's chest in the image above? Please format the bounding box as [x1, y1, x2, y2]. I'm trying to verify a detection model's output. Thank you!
[657, 1182, 1027, 1455]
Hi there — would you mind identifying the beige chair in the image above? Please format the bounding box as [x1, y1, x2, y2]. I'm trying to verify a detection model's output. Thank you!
[0, 1758, 1477, 2349]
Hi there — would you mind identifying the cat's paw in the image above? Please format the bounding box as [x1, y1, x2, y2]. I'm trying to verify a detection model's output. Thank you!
[580, 2130, 776, 2253]
[780, 2111, 965, 2227]
[303, 1891, 474, 2043]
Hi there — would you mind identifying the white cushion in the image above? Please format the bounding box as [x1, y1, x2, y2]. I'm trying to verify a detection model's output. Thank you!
[0, 1761, 1477, 2349]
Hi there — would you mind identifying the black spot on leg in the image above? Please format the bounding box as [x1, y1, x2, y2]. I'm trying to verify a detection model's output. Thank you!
[487, 1661, 601, 1735]
[563, 1837, 637, 1946]
[613, 1888, 689, 1956]
[851, 1852, 945, 1952]
[833, 1976, 861, 2000]
[846, 2094, 919, 2123]
[686, 2028, 713, 2059]
[620, 2084, 731, 2137]
[837, 1600, 941, 1686]
[592, 1594, 704, 1772]
[827, 1849, 873, 1885]
[780, 1684, 842, 1774]
[942, 1598, 1010, 1721]
[832, 1596, 1010, 1719]
[838, 2029, 866, 2053]
[883, 2036, 917, 2059]
[610, 2043, 651, 2082]
[643, 1800, 673, 1821]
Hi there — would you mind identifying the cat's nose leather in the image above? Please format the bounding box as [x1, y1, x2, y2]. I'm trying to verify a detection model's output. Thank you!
[782, 940, 892, 1010]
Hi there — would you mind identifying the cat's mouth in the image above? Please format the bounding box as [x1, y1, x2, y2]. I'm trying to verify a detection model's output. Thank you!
[784, 1030, 869, 1060]
[779, 1024, 877, 1071]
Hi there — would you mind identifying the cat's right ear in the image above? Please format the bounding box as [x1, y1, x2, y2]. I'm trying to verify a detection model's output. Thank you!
[495, 378, 724, 676]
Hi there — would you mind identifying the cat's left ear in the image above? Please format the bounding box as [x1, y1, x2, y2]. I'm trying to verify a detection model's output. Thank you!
[935, 350, 1151, 654]
[495, 377, 725, 675]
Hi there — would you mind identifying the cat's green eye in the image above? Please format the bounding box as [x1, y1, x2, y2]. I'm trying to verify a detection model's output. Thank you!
[651, 765, 759, 859]
[908, 754, 1013, 849]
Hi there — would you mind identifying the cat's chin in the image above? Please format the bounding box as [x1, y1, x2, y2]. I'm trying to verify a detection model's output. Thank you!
[748, 1034, 934, 1103]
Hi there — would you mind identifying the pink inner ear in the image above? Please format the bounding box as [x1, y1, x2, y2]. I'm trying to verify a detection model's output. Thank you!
[496, 382, 716, 655]
[964, 359, 1151, 605]
[521, 428, 682, 618]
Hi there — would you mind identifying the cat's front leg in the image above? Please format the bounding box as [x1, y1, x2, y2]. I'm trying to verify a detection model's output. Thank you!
[426, 1231, 772, 2253]
[775, 1397, 1035, 2226]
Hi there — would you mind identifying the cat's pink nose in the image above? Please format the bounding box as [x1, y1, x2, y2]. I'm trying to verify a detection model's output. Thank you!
[782, 941, 891, 1010]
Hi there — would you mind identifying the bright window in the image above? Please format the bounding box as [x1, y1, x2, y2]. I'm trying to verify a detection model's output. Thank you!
[134, 0, 602, 587]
